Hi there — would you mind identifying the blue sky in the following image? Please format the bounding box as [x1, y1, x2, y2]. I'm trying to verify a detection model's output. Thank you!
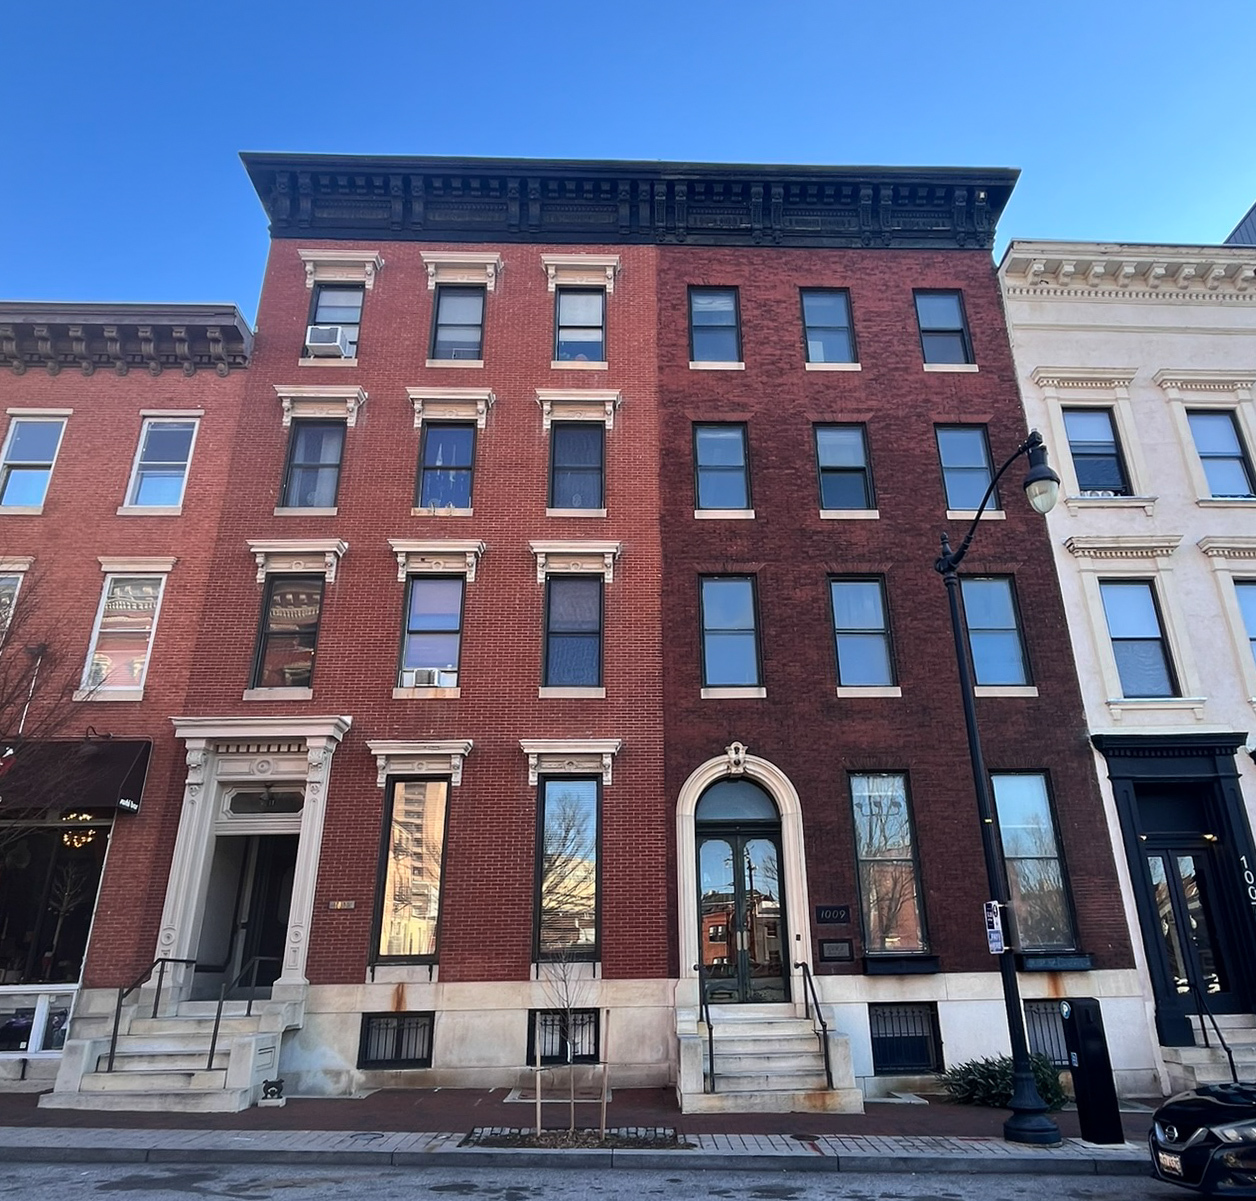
[2, 1, 1253, 323]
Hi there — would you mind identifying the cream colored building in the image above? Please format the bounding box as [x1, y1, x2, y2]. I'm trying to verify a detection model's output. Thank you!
[1000, 241, 1256, 1091]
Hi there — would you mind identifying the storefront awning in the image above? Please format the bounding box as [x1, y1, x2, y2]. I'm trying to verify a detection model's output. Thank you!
[0, 738, 152, 816]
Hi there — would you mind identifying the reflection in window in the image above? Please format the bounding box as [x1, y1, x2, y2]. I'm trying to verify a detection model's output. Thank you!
[936, 426, 997, 511]
[991, 773, 1075, 952]
[555, 289, 605, 362]
[537, 778, 598, 958]
[850, 774, 926, 954]
[432, 286, 485, 360]
[801, 289, 855, 363]
[694, 425, 750, 510]
[84, 575, 164, 691]
[376, 780, 448, 960]
[0, 573, 22, 640]
[0, 418, 65, 508]
[1099, 579, 1177, 698]
[816, 425, 873, 510]
[1188, 411, 1255, 498]
[417, 424, 475, 509]
[544, 576, 602, 687]
[915, 291, 973, 364]
[309, 284, 364, 356]
[960, 577, 1029, 686]
[1236, 581, 1256, 664]
[281, 420, 345, 508]
[689, 288, 741, 362]
[831, 578, 894, 686]
[1063, 409, 1129, 496]
[253, 576, 323, 689]
[700, 577, 760, 687]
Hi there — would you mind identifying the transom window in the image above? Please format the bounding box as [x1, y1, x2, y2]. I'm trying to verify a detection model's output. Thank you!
[417, 423, 475, 510]
[308, 284, 364, 357]
[0, 418, 66, 508]
[252, 575, 324, 689]
[936, 426, 997, 511]
[555, 288, 606, 362]
[374, 779, 449, 961]
[850, 774, 927, 954]
[815, 425, 873, 510]
[1187, 411, 1255, 498]
[830, 578, 894, 686]
[914, 291, 973, 364]
[801, 289, 855, 363]
[700, 576, 760, 687]
[1099, 579, 1178, 698]
[689, 288, 741, 363]
[536, 777, 600, 959]
[82, 575, 165, 692]
[281, 420, 345, 509]
[550, 424, 604, 510]
[1237, 581, 1256, 664]
[431, 286, 485, 361]
[694, 424, 750, 510]
[1063, 408, 1130, 496]
[400, 576, 464, 688]
[960, 577, 1030, 686]
[126, 419, 197, 507]
[544, 576, 603, 687]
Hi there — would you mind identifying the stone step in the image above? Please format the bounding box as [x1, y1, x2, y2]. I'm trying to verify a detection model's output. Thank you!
[39, 1087, 251, 1114]
[129, 1017, 264, 1037]
[175, 1001, 267, 1018]
[681, 1087, 858, 1114]
[1189, 1014, 1256, 1031]
[707, 1019, 816, 1038]
[1161, 1045, 1256, 1066]
[708, 1034, 820, 1055]
[80, 1068, 228, 1092]
[714, 1070, 830, 1093]
[94, 1051, 229, 1073]
[705, 1051, 824, 1074]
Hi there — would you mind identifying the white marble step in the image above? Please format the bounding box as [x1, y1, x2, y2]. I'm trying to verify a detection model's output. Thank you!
[80, 1068, 228, 1092]
[129, 1016, 264, 1038]
[40, 1087, 252, 1113]
[94, 1050, 229, 1073]
[681, 1087, 853, 1113]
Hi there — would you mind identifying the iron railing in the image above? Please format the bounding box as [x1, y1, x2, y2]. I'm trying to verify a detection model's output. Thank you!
[205, 956, 281, 1073]
[1024, 1000, 1069, 1067]
[868, 1002, 944, 1075]
[694, 961, 716, 1092]
[794, 961, 833, 1089]
[1186, 972, 1238, 1084]
[107, 957, 198, 1072]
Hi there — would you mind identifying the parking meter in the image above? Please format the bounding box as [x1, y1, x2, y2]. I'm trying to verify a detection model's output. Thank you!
[1060, 998, 1124, 1145]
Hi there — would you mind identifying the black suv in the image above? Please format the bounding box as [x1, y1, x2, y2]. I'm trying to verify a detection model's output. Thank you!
[1151, 1082, 1256, 1195]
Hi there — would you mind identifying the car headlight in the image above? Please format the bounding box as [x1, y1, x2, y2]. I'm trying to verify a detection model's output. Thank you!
[1212, 1122, 1256, 1143]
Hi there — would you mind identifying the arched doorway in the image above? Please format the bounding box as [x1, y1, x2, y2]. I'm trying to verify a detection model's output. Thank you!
[696, 778, 787, 1003]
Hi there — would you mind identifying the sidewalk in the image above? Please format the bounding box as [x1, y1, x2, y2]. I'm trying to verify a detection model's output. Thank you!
[0, 1088, 1154, 1176]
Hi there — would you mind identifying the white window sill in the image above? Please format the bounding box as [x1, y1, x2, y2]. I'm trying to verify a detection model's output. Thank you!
[547, 508, 607, 518]
[689, 361, 745, 371]
[835, 685, 902, 698]
[1105, 696, 1206, 720]
[274, 506, 338, 517]
[242, 687, 314, 701]
[411, 506, 473, 517]
[701, 686, 767, 699]
[539, 686, 605, 699]
[1197, 497, 1256, 508]
[0, 505, 43, 516]
[694, 508, 755, 520]
[73, 687, 144, 702]
[116, 504, 183, 516]
[425, 358, 484, 369]
[946, 508, 1005, 521]
[392, 686, 461, 699]
[820, 509, 880, 520]
[805, 361, 862, 372]
[550, 360, 608, 371]
[1064, 495, 1156, 516]
[923, 362, 978, 372]
[974, 685, 1039, 698]
[298, 356, 358, 368]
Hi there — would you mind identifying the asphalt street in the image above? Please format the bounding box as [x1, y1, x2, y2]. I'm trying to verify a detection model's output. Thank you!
[0, 1164, 1182, 1201]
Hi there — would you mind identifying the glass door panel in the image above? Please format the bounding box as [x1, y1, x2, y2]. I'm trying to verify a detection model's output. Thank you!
[699, 837, 739, 1002]
[741, 837, 786, 1002]
[1176, 854, 1228, 996]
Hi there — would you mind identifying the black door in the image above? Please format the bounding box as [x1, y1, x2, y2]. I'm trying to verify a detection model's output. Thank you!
[697, 831, 788, 1003]
[238, 835, 297, 993]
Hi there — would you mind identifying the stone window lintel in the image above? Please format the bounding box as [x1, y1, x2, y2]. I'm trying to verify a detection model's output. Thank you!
[421, 251, 503, 292]
[274, 385, 368, 427]
[535, 389, 621, 430]
[366, 739, 473, 788]
[407, 387, 495, 430]
[297, 249, 383, 290]
[541, 254, 621, 293]
[519, 738, 622, 786]
[388, 539, 485, 583]
[248, 539, 348, 584]
[530, 541, 621, 583]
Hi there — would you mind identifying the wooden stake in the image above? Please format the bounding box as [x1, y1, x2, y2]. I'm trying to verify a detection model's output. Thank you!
[534, 1011, 542, 1136]
[599, 1007, 609, 1139]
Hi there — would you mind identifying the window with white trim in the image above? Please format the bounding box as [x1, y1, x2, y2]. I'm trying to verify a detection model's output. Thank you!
[1187, 410, 1256, 498]
[0, 571, 24, 640]
[125, 419, 198, 508]
[400, 576, 464, 689]
[555, 288, 605, 363]
[81, 575, 166, 694]
[536, 776, 600, 959]
[281, 420, 345, 509]
[1062, 408, 1130, 497]
[0, 418, 66, 509]
[1099, 579, 1178, 698]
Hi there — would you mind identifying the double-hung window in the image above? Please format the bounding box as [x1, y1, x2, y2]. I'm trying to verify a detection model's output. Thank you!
[815, 425, 874, 510]
[555, 288, 605, 363]
[1188, 411, 1256, 498]
[544, 576, 602, 687]
[126, 419, 197, 508]
[1099, 579, 1177, 697]
[281, 420, 345, 509]
[373, 778, 449, 962]
[801, 289, 855, 363]
[936, 426, 997, 512]
[689, 288, 741, 363]
[536, 777, 600, 959]
[960, 577, 1030, 686]
[307, 284, 364, 357]
[0, 418, 66, 509]
[1063, 408, 1130, 496]
[831, 578, 894, 686]
[914, 291, 973, 365]
[991, 773, 1075, 952]
[431, 286, 485, 361]
[0, 572, 22, 640]
[1237, 581, 1256, 664]
[252, 575, 324, 690]
[694, 424, 751, 511]
[417, 423, 475, 510]
[400, 576, 464, 689]
[850, 774, 927, 954]
[550, 424, 604, 511]
[699, 577, 760, 688]
[82, 575, 166, 693]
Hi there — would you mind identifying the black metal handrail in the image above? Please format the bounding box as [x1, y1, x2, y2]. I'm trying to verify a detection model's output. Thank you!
[795, 961, 834, 1090]
[107, 956, 198, 1072]
[1187, 973, 1238, 1084]
[693, 962, 716, 1093]
[206, 956, 281, 1072]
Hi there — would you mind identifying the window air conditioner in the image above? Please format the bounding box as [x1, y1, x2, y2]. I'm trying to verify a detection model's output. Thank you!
[450, 346, 478, 359]
[305, 325, 351, 357]
[1079, 490, 1118, 498]
[400, 668, 456, 687]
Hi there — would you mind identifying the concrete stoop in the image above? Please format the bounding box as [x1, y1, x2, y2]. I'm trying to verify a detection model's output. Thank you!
[1161, 1014, 1256, 1092]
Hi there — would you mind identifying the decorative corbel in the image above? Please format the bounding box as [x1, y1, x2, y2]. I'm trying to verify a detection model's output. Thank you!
[1174, 263, 1197, 290]
[138, 325, 161, 375]
[103, 325, 127, 375]
[34, 325, 58, 376]
[173, 326, 195, 376]
[69, 326, 94, 376]
[1146, 263, 1168, 289]
[725, 741, 748, 776]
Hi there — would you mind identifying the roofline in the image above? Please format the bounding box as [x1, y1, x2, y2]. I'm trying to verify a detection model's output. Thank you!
[0, 301, 251, 329]
[999, 239, 1256, 269]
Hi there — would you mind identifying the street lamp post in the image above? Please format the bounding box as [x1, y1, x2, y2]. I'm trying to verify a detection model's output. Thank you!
[934, 429, 1062, 1146]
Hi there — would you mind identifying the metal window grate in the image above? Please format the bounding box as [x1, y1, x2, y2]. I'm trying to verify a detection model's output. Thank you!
[527, 1008, 599, 1065]
[868, 1002, 943, 1075]
[1024, 1001, 1069, 1067]
[358, 1011, 434, 1069]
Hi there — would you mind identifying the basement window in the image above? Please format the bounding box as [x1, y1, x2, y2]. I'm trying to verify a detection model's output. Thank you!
[358, 1012, 434, 1069]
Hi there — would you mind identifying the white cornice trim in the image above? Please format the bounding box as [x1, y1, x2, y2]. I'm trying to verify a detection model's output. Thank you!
[1064, 534, 1183, 560]
[535, 388, 622, 430]
[171, 715, 353, 743]
[406, 386, 495, 430]
[421, 251, 503, 292]
[1001, 246, 1256, 301]
[366, 739, 473, 788]
[248, 539, 348, 583]
[1198, 536, 1256, 561]
[519, 738, 622, 786]
[98, 556, 177, 574]
[297, 249, 383, 290]
[1030, 367, 1137, 398]
[273, 384, 368, 427]
[529, 540, 621, 583]
[1153, 371, 1256, 402]
[387, 539, 485, 582]
[540, 254, 621, 293]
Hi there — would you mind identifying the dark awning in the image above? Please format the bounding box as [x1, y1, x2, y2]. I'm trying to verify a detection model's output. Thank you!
[0, 738, 152, 816]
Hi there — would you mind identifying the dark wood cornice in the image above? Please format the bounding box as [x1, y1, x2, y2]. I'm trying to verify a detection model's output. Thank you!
[241, 153, 1018, 250]
[0, 303, 252, 377]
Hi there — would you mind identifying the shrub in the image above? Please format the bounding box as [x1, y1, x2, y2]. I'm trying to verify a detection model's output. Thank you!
[942, 1053, 1067, 1110]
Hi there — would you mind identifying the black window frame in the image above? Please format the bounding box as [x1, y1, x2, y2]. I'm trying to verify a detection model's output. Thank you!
[543, 574, 604, 687]
[814, 423, 874, 511]
[868, 1002, 943, 1074]
[416, 421, 477, 511]
[688, 286, 742, 363]
[935, 424, 999, 512]
[800, 288, 856, 364]
[1236, 580, 1256, 663]
[526, 1007, 600, 1065]
[429, 284, 486, 361]
[554, 286, 607, 363]
[306, 282, 364, 358]
[959, 575, 1032, 687]
[693, 423, 752, 511]
[698, 575, 762, 689]
[1187, 409, 1256, 498]
[357, 1010, 435, 1069]
[829, 576, 896, 687]
[250, 573, 325, 690]
[398, 574, 465, 689]
[279, 418, 346, 509]
[1062, 407, 1131, 497]
[548, 422, 605, 511]
[1099, 578, 1180, 698]
[914, 289, 974, 365]
[533, 775, 602, 962]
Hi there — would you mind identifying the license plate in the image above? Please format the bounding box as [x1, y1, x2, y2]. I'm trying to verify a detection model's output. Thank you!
[1157, 1151, 1183, 1176]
